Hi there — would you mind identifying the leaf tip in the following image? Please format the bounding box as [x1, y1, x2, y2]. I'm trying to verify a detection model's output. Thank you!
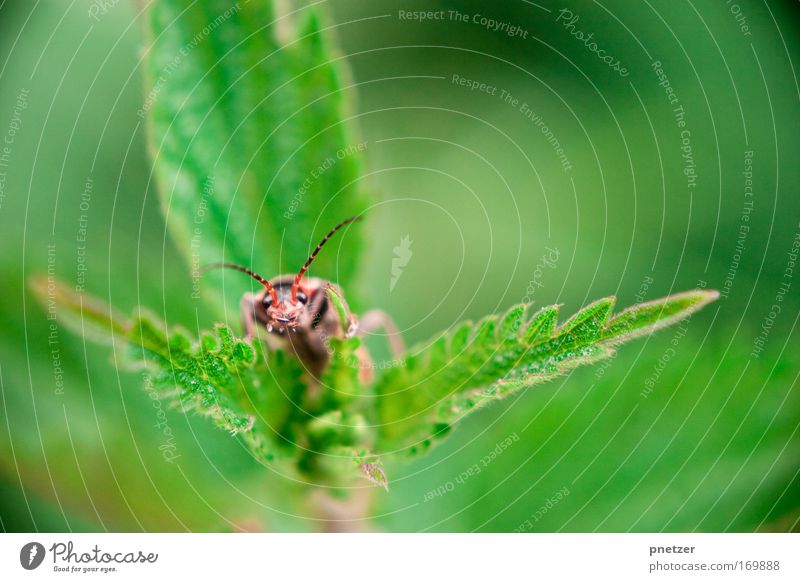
[696, 289, 720, 304]
[359, 461, 389, 491]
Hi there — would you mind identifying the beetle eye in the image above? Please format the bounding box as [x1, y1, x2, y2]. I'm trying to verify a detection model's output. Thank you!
[296, 291, 308, 305]
[262, 295, 273, 308]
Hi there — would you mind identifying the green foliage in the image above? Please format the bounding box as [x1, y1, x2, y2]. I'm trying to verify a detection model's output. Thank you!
[29, 276, 386, 487]
[144, 0, 370, 309]
[359, 459, 390, 491]
[4, 0, 796, 533]
[375, 326, 800, 532]
[123, 0, 718, 494]
[24, 0, 720, 503]
[128, 316, 274, 458]
[31, 277, 718, 490]
[373, 291, 719, 455]
[28, 276, 128, 344]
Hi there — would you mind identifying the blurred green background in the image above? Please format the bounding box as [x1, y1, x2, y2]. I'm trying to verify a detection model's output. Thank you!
[1, 0, 798, 531]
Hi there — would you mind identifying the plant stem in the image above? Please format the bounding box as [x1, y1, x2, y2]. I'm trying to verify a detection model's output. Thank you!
[310, 487, 375, 532]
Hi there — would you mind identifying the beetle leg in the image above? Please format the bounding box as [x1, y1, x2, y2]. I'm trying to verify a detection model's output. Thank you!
[357, 310, 405, 357]
[346, 315, 359, 338]
[356, 345, 375, 385]
[323, 284, 359, 337]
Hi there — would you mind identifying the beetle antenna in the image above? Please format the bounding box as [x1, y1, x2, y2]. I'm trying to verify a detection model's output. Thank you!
[292, 215, 362, 302]
[203, 263, 279, 305]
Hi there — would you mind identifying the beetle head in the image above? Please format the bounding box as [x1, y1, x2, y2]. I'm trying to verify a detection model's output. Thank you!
[203, 215, 361, 334]
[260, 283, 309, 332]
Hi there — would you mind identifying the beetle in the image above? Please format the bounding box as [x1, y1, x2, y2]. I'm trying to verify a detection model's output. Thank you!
[205, 216, 403, 380]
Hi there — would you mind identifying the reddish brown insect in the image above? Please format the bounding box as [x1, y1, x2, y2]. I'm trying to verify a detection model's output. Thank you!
[205, 216, 403, 380]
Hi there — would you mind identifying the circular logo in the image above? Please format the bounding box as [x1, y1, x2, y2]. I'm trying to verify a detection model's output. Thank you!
[19, 542, 46, 570]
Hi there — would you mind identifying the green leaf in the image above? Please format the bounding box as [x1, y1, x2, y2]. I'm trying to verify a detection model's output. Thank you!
[601, 290, 719, 343]
[497, 304, 527, 343]
[28, 276, 129, 344]
[126, 314, 282, 461]
[31, 280, 303, 466]
[326, 285, 352, 333]
[359, 461, 389, 491]
[523, 305, 559, 344]
[320, 336, 364, 409]
[143, 0, 370, 306]
[558, 296, 615, 338]
[373, 290, 719, 455]
[377, 328, 798, 532]
[31, 272, 718, 485]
